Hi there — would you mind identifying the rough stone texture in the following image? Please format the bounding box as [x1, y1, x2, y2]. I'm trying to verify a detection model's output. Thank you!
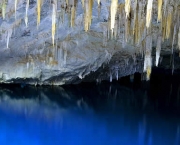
[0, 0, 179, 85]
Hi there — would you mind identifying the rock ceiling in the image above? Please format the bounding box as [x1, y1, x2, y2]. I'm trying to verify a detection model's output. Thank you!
[0, 0, 179, 85]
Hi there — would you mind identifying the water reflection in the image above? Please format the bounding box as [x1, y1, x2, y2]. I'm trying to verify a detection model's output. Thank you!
[0, 80, 180, 145]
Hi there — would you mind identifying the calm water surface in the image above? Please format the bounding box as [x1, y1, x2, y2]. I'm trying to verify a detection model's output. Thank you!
[0, 72, 180, 145]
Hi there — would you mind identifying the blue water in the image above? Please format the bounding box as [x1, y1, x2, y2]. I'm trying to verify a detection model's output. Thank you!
[0, 78, 180, 145]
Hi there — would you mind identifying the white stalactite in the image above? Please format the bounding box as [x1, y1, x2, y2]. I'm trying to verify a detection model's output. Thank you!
[25, 0, 29, 27]
[125, 0, 131, 18]
[52, 1, 57, 46]
[146, 0, 153, 28]
[6, 29, 13, 48]
[2, 1, 6, 20]
[178, 28, 180, 54]
[110, 0, 118, 37]
[156, 36, 162, 66]
[15, 0, 18, 19]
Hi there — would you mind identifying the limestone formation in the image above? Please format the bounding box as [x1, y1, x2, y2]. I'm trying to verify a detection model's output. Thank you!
[0, 0, 179, 85]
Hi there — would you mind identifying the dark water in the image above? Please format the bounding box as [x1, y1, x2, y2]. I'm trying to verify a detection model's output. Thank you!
[0, 71, 180, 145]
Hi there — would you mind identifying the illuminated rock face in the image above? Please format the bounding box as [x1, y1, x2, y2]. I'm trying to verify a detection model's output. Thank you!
[0, 0, 179, 85]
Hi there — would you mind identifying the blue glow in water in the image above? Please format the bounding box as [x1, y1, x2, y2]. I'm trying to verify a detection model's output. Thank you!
[0, 80, 179, 145]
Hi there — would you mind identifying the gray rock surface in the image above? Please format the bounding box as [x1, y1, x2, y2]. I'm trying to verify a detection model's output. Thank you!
[0, 0, 179, 85]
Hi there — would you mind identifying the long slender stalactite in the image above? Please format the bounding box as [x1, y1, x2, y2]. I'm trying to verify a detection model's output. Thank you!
[84, 0, 93, 32]
[125, 0, 131, 18]
[157, 0, 162, 22]
[25, 0, 29, 27]
[37, 0, 42, 28]
[15, 0, 18, 19]
[2, 0, 6, 20]
[111, 0, 118, 38]
[52, 0, 57, 47]
[146, 0, 153, 28]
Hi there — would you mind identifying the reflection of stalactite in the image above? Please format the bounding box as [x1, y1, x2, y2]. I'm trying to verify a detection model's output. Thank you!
[146, 0, 153, 28]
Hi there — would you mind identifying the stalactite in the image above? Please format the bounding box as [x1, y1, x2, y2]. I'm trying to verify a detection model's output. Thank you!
[81, 0, 84, 8]
[103, 26, 107, 47]
[144, 35, 152, 80]
[6, 29, 12, 48]
[125, 0, 130, 18]
[2, 0, 6, 20]
[64, 49, 67, 65]
[71, 6, 75, 27]
[163, 0, 168, 15]
[116, 69, 118, 80]
[37, 0, 42, 28]
[162, 15, 167, 42]
[98, 1, 101, 18]
[110, 0, 118, 37]
[132, 0, 137, 36]
[25, 0, 29, 27]
[178, 28, 180, 56]
[125, 18, 130, 42]
[15, 0, 18, 19]
[109, 71, 112, 82]
[166, 6, 173, 39]
[134, 1, 140, 44]
[171, 25, 176, 54]
[97, 0, 100, 5]
[146, 0, 153, 28]
[84, 0, 93, 32]
[157, 0, 162, 22]
[66, 0, 69, 5]
[156, 36, 162, 66]
[52, 0, 57, 47]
